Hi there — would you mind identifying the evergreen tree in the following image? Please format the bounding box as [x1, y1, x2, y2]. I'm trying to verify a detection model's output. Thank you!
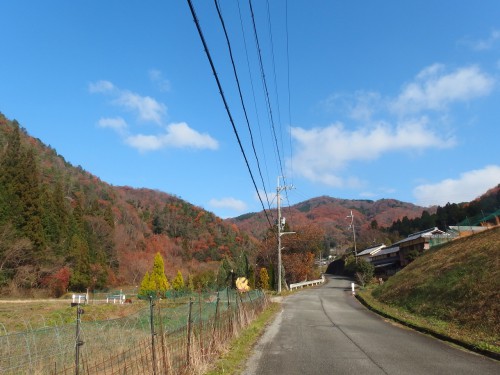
[139, 271, 154, 296]
[171, 270, 185, 291]
[258, 267, 270, 290]
[18, 148, 45, 249]
[186, 274, 195, 292]
[150, 252, 170, 293]
[236, 252, 250, 279]
[0, 124, 45, 251]
[68, 233, 92, 291]
[217, 257, 233, 288]
[0, 124, 23, 225]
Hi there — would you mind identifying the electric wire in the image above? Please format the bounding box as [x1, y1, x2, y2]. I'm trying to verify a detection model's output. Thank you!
[285, 0, 294, 186]
[265, 0, 285, 166]
[214, 0, 274, 218]
[236, 0, 274, 214]
[248, 0, 287, 183]
[264, 0, 295, 223]
[284, 0, 295, 224]
[186, 0, 273, 228]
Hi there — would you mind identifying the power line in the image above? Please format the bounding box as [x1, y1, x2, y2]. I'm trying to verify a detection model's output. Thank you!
[248, 0, 286, 183]
[214, 0, 273, 217]
[186, 0, 273, 228]
[284, 0, 295, 223]
[236, 0, 274, 213]
[285, 0, 294, 186]
[264, 0, 285, 167]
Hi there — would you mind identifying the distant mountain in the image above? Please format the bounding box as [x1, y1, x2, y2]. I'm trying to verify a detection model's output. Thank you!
[229, 196, 434, 251]
[0, 113, 256, 295]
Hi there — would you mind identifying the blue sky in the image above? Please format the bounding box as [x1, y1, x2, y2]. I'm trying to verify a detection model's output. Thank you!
[1, 1, 499, 219]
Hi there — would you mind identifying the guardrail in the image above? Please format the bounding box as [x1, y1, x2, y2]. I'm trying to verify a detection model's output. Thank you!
[289, 275, 325, 290]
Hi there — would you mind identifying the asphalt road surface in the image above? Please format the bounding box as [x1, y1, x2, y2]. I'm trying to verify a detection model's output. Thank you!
[243, 275, 499, 375]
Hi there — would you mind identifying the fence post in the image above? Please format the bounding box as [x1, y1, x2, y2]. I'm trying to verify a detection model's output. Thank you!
[157, 299, 169, 375]
[211, 291, 220, 351]
[149, 296, 157, 375]
[75, 305, 84, 375]
[186, 297, 193, 368]
[198, 291, 204, 356]
[238, 292, 248, 325]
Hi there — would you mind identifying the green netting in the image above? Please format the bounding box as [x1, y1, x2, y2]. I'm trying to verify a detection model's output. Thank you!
[457, 209, 500, 227]
[0, 288, 267, 374]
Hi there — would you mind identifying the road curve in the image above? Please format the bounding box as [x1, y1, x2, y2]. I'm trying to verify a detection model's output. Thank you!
[243, 275, 499, 375]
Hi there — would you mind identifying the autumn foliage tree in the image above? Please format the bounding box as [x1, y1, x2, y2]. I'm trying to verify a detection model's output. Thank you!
[43, 267, 71, 297]
[257, 223, 325, 288]
[0, 115, 258, 295]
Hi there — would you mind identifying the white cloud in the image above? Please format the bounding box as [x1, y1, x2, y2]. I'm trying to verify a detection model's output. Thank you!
[162, 123, 219, 149]
[97, 117, 128, 133]
[319, 91, 383, 122]
[89, 80, 167, 124]
[114, 91, 166, 125]
[125, 122, 219, 152]
[414, 165, 500, 206]
[349, 91, 382, 121]
[88, 80, 115, 93]
[468, 29, 500, 51]
[208, 197, 247, 212]
[291, 120, 454, 187]
[255, 190, 277, 207]
[391, 65, 495, 114]
[149, 69, 171, 92]
[90, 79, 218, 152]
[125, 134, 164, 151]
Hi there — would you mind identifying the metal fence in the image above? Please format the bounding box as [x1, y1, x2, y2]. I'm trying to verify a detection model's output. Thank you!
[0, 288, 267, 374]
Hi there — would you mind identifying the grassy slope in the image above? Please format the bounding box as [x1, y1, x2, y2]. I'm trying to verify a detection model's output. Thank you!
[370, 227, 499, 351]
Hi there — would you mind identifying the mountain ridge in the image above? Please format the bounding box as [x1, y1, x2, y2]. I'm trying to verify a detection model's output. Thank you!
[229, 195, 435, 250]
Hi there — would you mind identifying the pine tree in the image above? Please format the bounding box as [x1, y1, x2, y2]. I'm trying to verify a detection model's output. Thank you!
[186, 274, 195, 292]
[0, 123, 45, 251]
[217, 257, 233, 288]
[172, 270, 185, 291]
[150, 252, 170, 293]
[68, 233, 91, 291]
[18, 148, 45, 249]
[258, 267, 270, 290]
[0, 124, 23, 225]
[139, 271, 155, 296]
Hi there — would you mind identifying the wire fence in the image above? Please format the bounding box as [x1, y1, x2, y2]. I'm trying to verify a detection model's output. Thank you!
[0, 288, 268, 374]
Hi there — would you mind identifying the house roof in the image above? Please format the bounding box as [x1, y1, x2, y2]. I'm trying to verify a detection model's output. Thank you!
[357, 243, 386, 257]
[393, 227, 448, 245]
[372, 246, 399, 257]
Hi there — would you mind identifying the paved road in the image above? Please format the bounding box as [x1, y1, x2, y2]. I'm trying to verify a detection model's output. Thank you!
[243, 275, 499, 375]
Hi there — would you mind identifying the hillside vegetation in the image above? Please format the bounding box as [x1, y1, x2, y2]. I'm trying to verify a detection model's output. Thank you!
[231, 196, 431, 250]
[0, 114, 257, 295]
[372, 227, 500, 349]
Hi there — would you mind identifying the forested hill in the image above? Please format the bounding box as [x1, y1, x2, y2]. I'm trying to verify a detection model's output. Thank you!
[230, 196, 433, 250]
[0, 114, 257, 296]
[230, 185, 499, 252]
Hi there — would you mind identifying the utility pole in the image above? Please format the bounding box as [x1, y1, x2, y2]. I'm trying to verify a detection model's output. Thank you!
[277, 176, 294, 294]
[347, 210, 358, 263]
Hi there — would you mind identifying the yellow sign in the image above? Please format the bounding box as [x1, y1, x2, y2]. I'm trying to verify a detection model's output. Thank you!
[236, 277, 250, 292]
